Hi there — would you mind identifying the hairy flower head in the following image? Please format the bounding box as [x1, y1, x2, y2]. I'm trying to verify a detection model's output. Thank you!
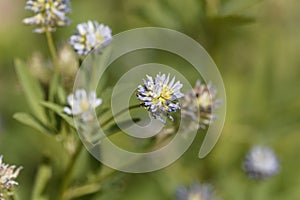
[64, 89, 102, 121]
[243, 146, 280, 180]
[175, 182, 219, 200]
[0, 155, 22, 199]
[137, 73, 184, 123]
[69, 21, 112, 56]
[182, 80, 221, 129]
[23, 0, 71, 33]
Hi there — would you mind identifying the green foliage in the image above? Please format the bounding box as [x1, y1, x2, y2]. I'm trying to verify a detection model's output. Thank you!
[209, 14, 255, 27]
[13, 112, 55, 135]
[14, 59, 48, 124]
[32, 164, 52, 200]
[1, 0, 300, 199]
[40, 101, 75, 129]
[105, 118, 141, 137]
[48, 73, 61, 103]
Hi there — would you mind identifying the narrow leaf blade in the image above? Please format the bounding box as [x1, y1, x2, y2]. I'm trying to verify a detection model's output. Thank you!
[14, 58, 48, 123]
[40, 101, 75, 128]
[13, 113, 54, 135]
[32, 164, 52, 200]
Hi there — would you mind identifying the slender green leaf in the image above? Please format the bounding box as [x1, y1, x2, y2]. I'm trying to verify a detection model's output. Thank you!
[132, 4, 179, 28]
[210, 15, 255, 26]
[14, 58, 48, 123]
[64, 183, 101, 199]
[48, 72, 61, 102]
[96, 107, 110, 118]
[106, 118, 141, 136]
[40, 101, 75, 128]
[32, 164, 52, 200]
[13, 113, 55, 135]
[57, 86, 66, 105]
[48, 73, 60, 126]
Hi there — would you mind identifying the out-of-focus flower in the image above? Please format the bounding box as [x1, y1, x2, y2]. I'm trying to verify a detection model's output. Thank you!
[243, 146, 280, 180]
[137, 73, 184, 123]
[28, 44, 78, 87]
[57, 44, 78, 88]
[0, 155, 22, 199]
[182, 80, 221, 129]
[28, 52, 52, 84]
[69, 21, 112, 56]
[64, 89, 102, 121]
[23, 0, 71, 33]
[175, 182, 219, 200]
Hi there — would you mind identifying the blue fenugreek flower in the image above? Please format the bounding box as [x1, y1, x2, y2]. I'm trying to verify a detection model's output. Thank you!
[243, 146, 280, 180]
[137, 73, 184, 123]
[64, 89, 102, 121]
[23, 0, 71, 33]
[182, 80, 221, 129]
[175, 182, 219, 200]
[0, 155, 22, 199]
[69, 21, 112, 56]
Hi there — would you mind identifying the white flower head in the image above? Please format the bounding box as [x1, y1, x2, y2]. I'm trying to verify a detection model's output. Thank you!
[176, 182, 219, 200]
[182, 80, 221, 129]
[0, 155, 23, 198]
[243, 146, 280, 180]
[64, 89, 102, 121]
[137, 73, 184, 123]
[23, 0, 71, 33]
[69, 21, 112, 56]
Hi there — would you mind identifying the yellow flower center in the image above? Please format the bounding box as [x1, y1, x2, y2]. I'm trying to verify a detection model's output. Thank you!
[196, 91, 211, 108]
[188, 194, 202, 200]
[96, 34, 104, 43]
[161, 87, 172, 99]
[80, 99, 90, 112]
[151, 86, 173, 109]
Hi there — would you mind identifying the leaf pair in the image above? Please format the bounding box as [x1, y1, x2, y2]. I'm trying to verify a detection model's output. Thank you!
[14, 59, 73, 135]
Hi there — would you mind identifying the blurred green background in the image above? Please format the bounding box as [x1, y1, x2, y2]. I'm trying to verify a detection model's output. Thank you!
[1, 0, 300, 199]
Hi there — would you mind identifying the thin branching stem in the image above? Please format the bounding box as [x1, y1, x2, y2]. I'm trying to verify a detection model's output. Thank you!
[58, 140, 83, 200]
[45, 31, 59, 72]
[58, 104, 141, 199]
[63, 169, 118, 199]
[101, 104, 141, 127]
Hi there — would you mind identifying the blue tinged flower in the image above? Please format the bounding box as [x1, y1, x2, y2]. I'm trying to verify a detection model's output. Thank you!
[0, 155, 23, 198]
[243, 146, 280, 180]
[69, 21, 112, 56]
[182, 80, 221, 129]
[64, 89, 102, 121]
[175, 182, 218, 200]
[137, 73, 184, 123]
[23, 0, 71, 33]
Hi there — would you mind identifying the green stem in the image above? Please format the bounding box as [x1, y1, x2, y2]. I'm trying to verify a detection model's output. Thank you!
[61, 118, 169, 199]
[63, 183, 102, 200]
[45, 31, 59, 72]
[58, 140, 83, 200]
[101, 104, 141, 127]
[58, 104, 140, 199]
[94, 169, 118, 183]
[64, 169, 118, 199]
